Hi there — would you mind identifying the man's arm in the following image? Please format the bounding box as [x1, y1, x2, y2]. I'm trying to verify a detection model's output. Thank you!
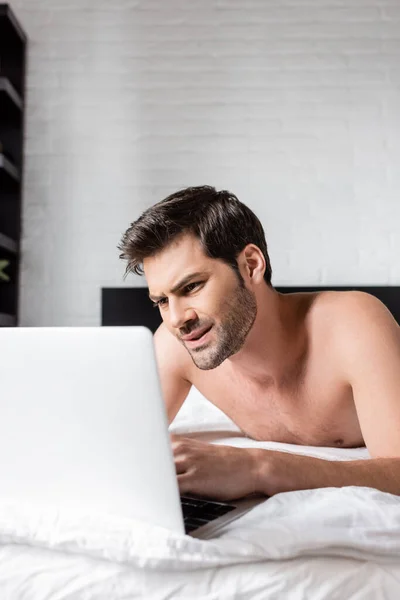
[173, 437, 400, 501]
[154, 323, 192, 424]
[254, 450, 400, 498]
[340, 291, 400, 458]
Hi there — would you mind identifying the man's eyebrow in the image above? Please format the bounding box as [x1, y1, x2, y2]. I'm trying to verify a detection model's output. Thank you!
[148, 271, 208, 302]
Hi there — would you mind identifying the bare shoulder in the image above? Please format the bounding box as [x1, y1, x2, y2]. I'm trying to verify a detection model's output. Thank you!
[153, 322, 193, 382]
[311, 291, 400, 457]
[310, 289, 399, 353]
[312, 289, 398, 328]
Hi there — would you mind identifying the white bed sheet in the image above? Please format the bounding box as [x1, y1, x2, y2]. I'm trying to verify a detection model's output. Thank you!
[0, 387, 399, 600]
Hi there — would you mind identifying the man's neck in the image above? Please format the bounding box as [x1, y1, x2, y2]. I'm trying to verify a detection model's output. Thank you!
[226, 287, 309, 388]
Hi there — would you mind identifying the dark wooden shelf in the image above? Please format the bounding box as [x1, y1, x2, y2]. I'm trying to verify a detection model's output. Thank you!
[0, 4, 27, 327]
[0, 77, 23, 111]
[0, 312, 16, 327]
[0, 231, 17, 253]
[0, 4, 27, 45]
[0, 153, 20, 183]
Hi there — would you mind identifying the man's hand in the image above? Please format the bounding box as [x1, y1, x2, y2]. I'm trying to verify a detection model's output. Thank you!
[171, 434, 263, 502]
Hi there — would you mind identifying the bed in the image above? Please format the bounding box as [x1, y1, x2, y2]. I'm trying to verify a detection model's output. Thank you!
[0, 286, 399, 598]
[1, 388, 400, 599]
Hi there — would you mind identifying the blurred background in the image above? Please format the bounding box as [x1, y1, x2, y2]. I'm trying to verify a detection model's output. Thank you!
[1, 0, 399, 327]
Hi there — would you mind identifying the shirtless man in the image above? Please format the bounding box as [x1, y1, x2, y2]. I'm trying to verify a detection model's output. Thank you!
[119, 185, 400, 502]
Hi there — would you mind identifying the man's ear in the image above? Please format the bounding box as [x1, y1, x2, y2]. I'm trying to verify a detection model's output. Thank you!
[240, 244, 266, 284]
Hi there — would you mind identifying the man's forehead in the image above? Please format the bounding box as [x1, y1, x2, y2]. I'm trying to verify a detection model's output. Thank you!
[145, 236, 206, 275]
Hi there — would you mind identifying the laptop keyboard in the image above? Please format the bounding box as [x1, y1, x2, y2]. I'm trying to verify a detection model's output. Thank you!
[181, 496, 236, 534]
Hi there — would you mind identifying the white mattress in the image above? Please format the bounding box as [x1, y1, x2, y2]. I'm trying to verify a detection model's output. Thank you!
[1, 387, 399, 600]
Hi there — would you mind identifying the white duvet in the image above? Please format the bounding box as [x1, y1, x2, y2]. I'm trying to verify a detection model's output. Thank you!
[1, 388, 400, 599]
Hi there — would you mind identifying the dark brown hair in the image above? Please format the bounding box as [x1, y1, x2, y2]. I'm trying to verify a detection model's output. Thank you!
[118, 185, 273, 286]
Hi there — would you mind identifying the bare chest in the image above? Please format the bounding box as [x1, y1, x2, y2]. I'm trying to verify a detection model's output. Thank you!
[190, 363, 364, 448]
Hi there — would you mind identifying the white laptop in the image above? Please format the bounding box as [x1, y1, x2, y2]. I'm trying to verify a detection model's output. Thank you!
[0, 326, 264, 539]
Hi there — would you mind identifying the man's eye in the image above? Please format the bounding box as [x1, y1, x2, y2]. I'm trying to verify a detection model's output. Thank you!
[185, 282, 201, 293]
[152, 298, 168, 309]
[151, 283, 201, 309]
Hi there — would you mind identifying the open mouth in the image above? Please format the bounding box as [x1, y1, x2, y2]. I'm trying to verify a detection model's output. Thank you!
[192, 327, 211, 340]
[185, 325, 212, 343]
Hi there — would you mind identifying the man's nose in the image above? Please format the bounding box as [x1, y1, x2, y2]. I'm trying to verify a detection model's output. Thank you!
[168, 298, 195, 330]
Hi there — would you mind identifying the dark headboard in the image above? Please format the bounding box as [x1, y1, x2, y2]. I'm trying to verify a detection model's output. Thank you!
[102, 286, 400, 333]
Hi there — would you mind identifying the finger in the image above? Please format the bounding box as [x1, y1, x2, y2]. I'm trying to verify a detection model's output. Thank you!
[170, 433, 187, 443]
[177, 472, 194, 496]
[174, 456, 189, 475]
[171, 440, 190, 455]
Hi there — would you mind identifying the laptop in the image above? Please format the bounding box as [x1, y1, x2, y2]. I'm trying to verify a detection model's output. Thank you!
[0, 326, 264, 539]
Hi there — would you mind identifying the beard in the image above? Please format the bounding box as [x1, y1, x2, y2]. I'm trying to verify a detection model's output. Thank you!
[184, 274, 257, 370]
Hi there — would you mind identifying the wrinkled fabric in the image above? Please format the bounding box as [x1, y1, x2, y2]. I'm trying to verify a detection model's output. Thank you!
[0, 486, 400, 570]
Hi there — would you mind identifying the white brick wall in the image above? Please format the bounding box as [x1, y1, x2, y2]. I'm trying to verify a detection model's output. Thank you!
[9, 0, 400, 326]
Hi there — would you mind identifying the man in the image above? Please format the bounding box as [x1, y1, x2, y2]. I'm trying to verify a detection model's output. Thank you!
[119, 185, 400, 502]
